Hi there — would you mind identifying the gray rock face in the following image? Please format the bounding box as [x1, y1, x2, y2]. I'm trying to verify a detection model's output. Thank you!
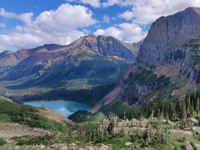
[184, 141, 194, 150]
[136, 7, 200, 83]
[74, 34, 138, 62]
[137, 7, 200, 63]
[133, 40, 143, 48]
[96, 35, 137, 62]
[116, 7, 200, 106]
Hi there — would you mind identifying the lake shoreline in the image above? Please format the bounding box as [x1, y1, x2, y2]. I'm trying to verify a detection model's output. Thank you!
[23, 100, 79, 103]
[24, 101, 91, 118]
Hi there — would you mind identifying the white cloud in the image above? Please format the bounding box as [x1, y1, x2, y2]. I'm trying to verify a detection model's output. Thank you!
[0, 23, 6, 27]
[0, 8, 34, 25]
[94, 23, 147, 43]
[112, 17, 117, 20]
[82, 28, 90, 33]
[115, 0, 200, 24]
[19, 12, 34, 25]
[66, 0, 100, 7]
[102, 0, 135, 7]
[118, 10, 134, 20]
[95, 24, 101, 28]
[103, 15, 110, 23]
[0, 46, 7, 53]
[0, 4, 97, 50]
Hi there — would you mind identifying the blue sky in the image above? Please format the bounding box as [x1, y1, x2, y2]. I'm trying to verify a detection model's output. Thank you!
[0, 0, 199, 52]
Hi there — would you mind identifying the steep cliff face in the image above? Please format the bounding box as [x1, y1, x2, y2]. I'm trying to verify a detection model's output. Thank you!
[137, 7, 200, 63]
[121, 7, 200, 105]
[94, 7, 200, 109]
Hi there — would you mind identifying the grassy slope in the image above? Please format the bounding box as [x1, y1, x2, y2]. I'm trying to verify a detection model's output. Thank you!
[0, 52, 131, 105]
[0, 96, 72, 131]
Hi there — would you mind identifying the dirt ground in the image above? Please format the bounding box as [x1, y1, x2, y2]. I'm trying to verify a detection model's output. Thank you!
[0, 122, 44, 138]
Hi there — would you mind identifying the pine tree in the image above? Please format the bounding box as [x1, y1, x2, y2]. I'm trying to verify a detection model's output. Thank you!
[136, 125, 140, 139]
[176, 101, 181, 118]
[156, 118, 160, 140]
[169, 103, 175, 119]
[190, 105, 194, 118]
[113, 115, 118, 127]
[107, 121, 114, 135]
[150, 110, 154, 122]
[124, 112, 126, 120]
[182, 103, 187, 120]
[105, 129, 108, 141]
[196, 98, 199, 117]
[93, 129, 96, 141]
[147, 123, 151, 141]
[186, 94, 190, 110]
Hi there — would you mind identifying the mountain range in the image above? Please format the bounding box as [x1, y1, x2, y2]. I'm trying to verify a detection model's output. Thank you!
[1, 7, 200, 119]
[0, 34, 139, 105]
[88, 7, 200, 114]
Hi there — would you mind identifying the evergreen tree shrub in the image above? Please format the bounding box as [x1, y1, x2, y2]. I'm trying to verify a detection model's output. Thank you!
[0, 138, 6, 146]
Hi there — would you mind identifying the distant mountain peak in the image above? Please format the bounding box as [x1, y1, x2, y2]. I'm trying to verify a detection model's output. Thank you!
[86, 33, 96, 38]
[187, 7, 200, 15]
[69, 34, 139, 62]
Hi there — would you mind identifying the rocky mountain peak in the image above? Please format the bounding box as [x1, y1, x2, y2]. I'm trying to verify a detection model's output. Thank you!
[137, 7, 200, 63]
[86, 33, 96, 38]
[69, 34, 139, 62]
[188, 7, 200, 15]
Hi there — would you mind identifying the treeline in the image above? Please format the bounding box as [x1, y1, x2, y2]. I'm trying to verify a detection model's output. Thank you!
[141, 89, 200, 120]
[23, 83, 116, 107]
[119, 89, 200, 121]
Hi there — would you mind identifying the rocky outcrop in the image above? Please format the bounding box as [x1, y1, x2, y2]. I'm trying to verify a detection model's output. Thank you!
[133, 40, 143, 48]
[96, 35, 137, 62]
[136, 8, 200, 83]
[103, 7, 200, 106]
[71, 34, 138, 62]
[137, 7, 200, 63]
[184, 141, 194, 150]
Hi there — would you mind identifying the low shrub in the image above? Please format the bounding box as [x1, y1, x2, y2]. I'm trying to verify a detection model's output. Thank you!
[0, 138, 6, 146]
[17, 139, 27, 146]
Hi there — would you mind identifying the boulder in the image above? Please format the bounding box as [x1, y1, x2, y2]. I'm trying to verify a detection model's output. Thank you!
[59, 146, 68, 150]
[97, 144, 111, 150]
[125, 142, 132, 146]
[135, 145, 140, 148]
[170, 146, 175, 149]
[69, 143, 77, 147]
[82, 146, 94, 150]
[51, 143, 59, 149]
[192, 126, 200, 135]
[194, 143, 200, 150]
[190, 118, 199, 123]
[39, 143, 45, 149]
[169, 129, 193, 136]
[13, 146, 21, 150]
[58, 143, 67, 148]
[184, 141, 194, 150]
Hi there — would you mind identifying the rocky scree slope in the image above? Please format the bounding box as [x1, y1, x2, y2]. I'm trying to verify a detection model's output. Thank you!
[90, 7, 200, 111]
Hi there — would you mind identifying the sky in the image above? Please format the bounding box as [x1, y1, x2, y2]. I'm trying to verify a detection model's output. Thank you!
[0, 0, 199, 52]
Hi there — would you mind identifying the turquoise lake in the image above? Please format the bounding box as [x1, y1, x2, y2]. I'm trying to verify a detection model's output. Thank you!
[24, 101, 91, 118]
